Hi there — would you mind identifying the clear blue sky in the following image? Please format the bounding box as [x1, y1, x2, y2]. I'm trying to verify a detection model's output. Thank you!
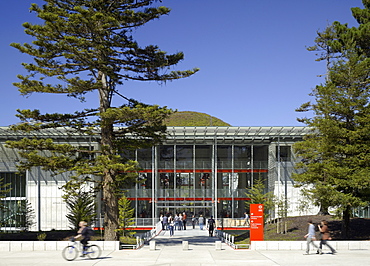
[0, 0, 363, 127]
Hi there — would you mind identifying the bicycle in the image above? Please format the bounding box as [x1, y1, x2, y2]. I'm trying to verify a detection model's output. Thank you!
[62, 237, 101, 261]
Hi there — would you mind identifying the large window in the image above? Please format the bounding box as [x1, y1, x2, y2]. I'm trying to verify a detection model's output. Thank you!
[234, 146, 251, 169]
[195, 145, 212, 169]
[1, 172, 26, 198]
[137, 148, 152, 169]
[217, 145, 232, 169]
[159, 146, 174, 169]
[176, 145, 193, 169]
[276, 146, 291, 162]
[253, 145, 268, 169]
[0, 172, 28, 229]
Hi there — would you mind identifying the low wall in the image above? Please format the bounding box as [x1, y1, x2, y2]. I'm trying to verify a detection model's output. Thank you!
[0, 241, 119, 252]
[250, 241, 370, 251]
[2, 240, 369, 251]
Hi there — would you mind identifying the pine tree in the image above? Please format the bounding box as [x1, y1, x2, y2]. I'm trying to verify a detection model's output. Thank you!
[64, 189, 97, 231]
[117, 194, 135, 238]
[245, 179, 275, 222]
[7, 0, 198, 240]
[16, 200, 36, 231]
[294, 0, 370, 238]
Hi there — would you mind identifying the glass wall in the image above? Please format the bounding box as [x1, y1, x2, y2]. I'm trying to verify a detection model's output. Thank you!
[234, 146, 251, 169]
[159, 146, 174, 169]
[176, 145, 193, 169]
[276, 145, 292, 162]
[195, 145, 212, 169]
[137, 173, 152, 193]
[217, 145, 232, 169]
[253, 145, 268, 169]
[128, 143, 270, 224]
[0, 172, 27, 229]
[238, 172, 251, 189]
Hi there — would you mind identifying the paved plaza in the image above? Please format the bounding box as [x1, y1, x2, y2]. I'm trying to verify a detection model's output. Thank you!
[1, 228, 369, 265]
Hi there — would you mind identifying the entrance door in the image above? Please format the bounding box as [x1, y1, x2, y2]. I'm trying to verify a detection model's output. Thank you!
[157, 204, 213, 219]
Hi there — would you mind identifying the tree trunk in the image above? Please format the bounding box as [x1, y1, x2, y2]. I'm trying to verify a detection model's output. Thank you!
[103, 173, 119, 240]
[342, 206, 351, 239]
[99, 71, 118, 241]
[317, 204, 330, 215]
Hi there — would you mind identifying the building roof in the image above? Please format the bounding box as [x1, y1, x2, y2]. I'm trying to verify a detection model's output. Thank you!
[166, 126, 311, 141]
[0, 126, 311, 142]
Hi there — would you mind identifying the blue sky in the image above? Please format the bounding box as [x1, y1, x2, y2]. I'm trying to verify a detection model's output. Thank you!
[0, 0, 364, 127]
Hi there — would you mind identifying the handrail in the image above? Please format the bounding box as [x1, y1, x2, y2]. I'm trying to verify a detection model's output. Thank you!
[133, 221, 162, 249]
[120, 221, 161, 250]
[215, 229, 250, 250]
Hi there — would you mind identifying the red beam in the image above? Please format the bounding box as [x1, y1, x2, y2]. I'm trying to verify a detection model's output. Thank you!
[140, 169, 268, 173]
[217, 227, 250, 230]
[127, 197, 251, 201]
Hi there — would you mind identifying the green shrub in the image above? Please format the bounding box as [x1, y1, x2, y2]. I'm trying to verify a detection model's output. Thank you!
[37, 232, 47, 241]
[119, 236, 137, 244]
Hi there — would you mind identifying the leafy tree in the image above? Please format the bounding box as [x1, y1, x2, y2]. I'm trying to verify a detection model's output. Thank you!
[117, 193, 135, 238]
[294, 0, 370, 238]
[64, 188, 97, 231]
[245, 179, 275, 222]
[7, 0, 198, 240]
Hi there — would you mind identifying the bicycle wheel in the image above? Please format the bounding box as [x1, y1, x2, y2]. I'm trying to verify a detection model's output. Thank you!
[62, 245, 78, 261]
[86, 244, 101, 259]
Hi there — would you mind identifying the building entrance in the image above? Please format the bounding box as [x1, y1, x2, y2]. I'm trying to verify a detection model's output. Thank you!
[157, 205, 213, 219]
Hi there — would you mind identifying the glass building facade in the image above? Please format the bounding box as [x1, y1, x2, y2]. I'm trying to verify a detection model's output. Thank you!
[122, 127, 310, 226]
[0, 126, 311, 230]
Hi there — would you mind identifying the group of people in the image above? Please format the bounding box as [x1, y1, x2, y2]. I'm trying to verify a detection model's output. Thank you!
[304, 219, 337, 255]
[160, 213, 216, 237]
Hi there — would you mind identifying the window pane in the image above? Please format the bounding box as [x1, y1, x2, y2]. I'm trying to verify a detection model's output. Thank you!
[1, 172, 26, 197]
[217, 145, 232, 169]
[176, 145, 193, 169]
[195, 145, 211, 169]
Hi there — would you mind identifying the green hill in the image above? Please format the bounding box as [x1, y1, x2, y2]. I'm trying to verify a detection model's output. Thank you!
[165, 111, 231, 127]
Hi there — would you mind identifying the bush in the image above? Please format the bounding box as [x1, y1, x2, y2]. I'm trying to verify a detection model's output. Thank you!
[119, 236, 136, 244]
[37, 232, 47, 241]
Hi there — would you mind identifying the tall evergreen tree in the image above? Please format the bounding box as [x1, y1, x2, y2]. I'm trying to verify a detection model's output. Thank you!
[294, 0, 370, 238]
[7, 0, 198, 240]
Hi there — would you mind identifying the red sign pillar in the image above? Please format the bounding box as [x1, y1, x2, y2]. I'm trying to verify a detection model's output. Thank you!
[250, 204, 264, 241]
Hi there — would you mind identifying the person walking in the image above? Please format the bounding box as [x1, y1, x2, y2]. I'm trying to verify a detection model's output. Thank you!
[174, 213, 180, 230]
[182, 212, 187, 230]
[318, 220, 337, 255]
[198, 215, 204, 230]
[163, 214, 168, 230]
[243, 212, 250, 227]
[178, 213, 183, 230]
[160, 214, 164, 230]
[303, 219, 319, 255]
[191, 215, 197, 229]
[168, 215, 174, 237]
[207, 216, 215, 237]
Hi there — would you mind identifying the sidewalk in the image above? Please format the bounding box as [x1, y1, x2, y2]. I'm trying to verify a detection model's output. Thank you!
[1, 227, 369, 265]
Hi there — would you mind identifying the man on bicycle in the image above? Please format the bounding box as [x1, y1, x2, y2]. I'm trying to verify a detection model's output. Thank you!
[75, 221, 93, 256]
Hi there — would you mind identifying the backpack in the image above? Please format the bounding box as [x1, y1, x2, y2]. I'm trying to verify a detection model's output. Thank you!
[208, 219, 215, 227]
